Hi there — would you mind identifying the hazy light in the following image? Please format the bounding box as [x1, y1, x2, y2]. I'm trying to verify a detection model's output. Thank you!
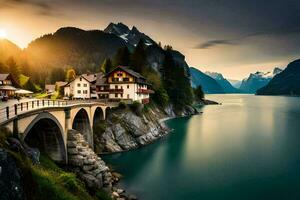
[0, 29, 7, 39]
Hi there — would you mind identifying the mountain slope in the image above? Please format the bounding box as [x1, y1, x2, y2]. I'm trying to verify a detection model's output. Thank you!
[0, 39, 22, 62]
[25, 27, 128, 73]
[228, 79, 242, 88]
[206, 71, 240, 93]
[190, 67, 224, 94]
[239, 68, 282, 93]
[257, 60, 300, 95]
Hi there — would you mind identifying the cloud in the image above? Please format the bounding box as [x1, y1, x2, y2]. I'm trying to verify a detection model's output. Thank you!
[0, 0, 55, 16]
[196, 25, 300, 49]
[196, 39, 235, 49]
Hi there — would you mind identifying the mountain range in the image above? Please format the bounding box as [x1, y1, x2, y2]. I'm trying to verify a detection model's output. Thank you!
[257, 60, 300, 95]
[239, 68, 283, 93]
[205, 71, 240, 93]
[190, 67, 224, 94]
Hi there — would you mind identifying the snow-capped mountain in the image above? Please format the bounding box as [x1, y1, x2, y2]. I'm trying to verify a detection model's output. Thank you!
[239, 67, 283, 93]
[104, 22, 155, 47]
[205, 71, 240, 93]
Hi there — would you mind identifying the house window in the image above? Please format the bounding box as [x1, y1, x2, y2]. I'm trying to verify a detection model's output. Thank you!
[115, 85, 118, 89]
[127, 94, 130, 99]
[127, 85, 129, 89]
[80, 78, 82, 81]
[77, 83, 81, 87]
[77, 90, 81, 94]
[84, 84, 87, 87]
[115, 94, 118, 98]
[121, 94, 123, 98]
[83, 90, 88, 94]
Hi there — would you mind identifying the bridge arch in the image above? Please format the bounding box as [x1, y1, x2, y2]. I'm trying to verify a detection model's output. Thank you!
[72, 108, 93, 147]
[93, 107, 104, 126]
[23, 112, 67, 163]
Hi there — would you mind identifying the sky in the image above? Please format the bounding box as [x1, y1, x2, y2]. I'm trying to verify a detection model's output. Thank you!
[1, 0, 300, 80]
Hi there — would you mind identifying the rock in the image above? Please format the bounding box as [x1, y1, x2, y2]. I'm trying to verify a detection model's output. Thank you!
[112, 191, 120, 198]
[83, 164, 95, 172]
[67, 147, 78, 154]
[0, 148, 23, 200]
[116, 188, 125, 194]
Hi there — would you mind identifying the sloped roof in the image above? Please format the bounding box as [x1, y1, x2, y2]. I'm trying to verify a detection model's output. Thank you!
[105, 66, 146, 79]
[0, 74, 10, 81]
[82, 73, 103, 83]
[55, 81, 68, 88]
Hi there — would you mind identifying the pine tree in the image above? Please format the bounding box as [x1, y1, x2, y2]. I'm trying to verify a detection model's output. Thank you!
[101, 58, 113, 73]
[6, 57, 21, 80]
[130, 39, 146, 72]
[113, 47, 131, 67]
[65, 68, 76, 82]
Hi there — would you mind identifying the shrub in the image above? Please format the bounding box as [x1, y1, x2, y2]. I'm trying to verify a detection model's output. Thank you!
[118, 101, 127, 109]
[0, 127, 12, 148]
[130, 101, 143, 116]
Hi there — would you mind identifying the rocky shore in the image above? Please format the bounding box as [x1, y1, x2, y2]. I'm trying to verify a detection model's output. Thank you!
[95, 104, 198, 154]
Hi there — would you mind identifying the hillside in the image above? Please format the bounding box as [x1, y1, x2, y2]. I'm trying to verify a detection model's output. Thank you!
[190, 67, 224, 94]
[25, 27, 128, 73]
[0, 39, 22, 66]
[257, 59, 300, 95]
[206, 71, 240, 93]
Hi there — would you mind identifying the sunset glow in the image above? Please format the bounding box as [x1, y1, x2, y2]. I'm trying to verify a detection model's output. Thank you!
[0, 29, 7, 39]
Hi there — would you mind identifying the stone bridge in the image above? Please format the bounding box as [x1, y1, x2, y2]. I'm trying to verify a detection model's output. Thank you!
[0, 99, 116, 164]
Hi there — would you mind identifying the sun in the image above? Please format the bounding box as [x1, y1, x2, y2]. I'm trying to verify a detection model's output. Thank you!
[0, 29, 7, 39]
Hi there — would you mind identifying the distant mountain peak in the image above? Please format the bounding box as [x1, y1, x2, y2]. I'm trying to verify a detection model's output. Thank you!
[104, 22, 155, 46]
[205, 71, 225, 80]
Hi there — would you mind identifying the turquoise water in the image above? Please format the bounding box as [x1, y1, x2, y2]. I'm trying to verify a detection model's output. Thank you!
[103, 95, 300, 200]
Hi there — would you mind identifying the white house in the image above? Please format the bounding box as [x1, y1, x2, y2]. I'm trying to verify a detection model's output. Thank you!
[64, 75, 91, 99]
[103, 66, 153, 104]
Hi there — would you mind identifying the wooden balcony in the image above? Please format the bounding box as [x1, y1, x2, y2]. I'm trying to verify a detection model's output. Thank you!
[142, 98, 150, 104]
[137, 89, 154, 94]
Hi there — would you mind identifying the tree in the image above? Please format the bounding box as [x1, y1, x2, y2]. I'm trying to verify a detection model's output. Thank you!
[101, 58, 113, 73]
[6, 57, 21, 80]
[130, 39, 146, 72]
[0, 62, 8, 73]
[65, 68, 76, 82]
[113, 47, 131, 67]
[161, 50, 193, 111]
[50, 68, 65, 83]
[194, 85, 205, 100]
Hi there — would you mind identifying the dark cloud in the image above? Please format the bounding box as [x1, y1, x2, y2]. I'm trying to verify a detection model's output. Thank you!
[0, 0, 54, 16]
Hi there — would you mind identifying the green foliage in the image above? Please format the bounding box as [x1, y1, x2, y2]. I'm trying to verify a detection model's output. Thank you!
[93, 122, 106, 137]
[96, 190, 113, 200]
[194, 85, 205, 100]
[0, 61, 9, 73]
[113, 46, 131, 67]
[161, 50, 193, 110]
[65, 68, 76, 82]
[19, 74, 42, 92]
[51, 68, 65, 84]
[130, 39, 146, 73]
[0, 127, 12, 148]
[10, 153, 103, 200]
[101, 58, 113, 73]
[130, 101, 143, 116]
[152, 87, 169, 107]
[6, 57, 21, 81]
[118, 101, 127, 109]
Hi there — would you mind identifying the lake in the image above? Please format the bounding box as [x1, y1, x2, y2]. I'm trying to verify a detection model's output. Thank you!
[103, 94, 300, 200]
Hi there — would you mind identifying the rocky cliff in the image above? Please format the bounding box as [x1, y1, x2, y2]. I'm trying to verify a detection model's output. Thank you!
[94, 104, 197, 154]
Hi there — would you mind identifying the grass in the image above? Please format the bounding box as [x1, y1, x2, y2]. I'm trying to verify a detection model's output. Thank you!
[35, 93, 51, 99]
[8, 151, 112, 200]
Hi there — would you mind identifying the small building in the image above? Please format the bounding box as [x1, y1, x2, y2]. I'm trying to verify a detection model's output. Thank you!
[104, 66, 153, 104]
[0, 73, 17, 98]
[64, 75, 91, 99]
[82, 73, 103, 99]
[45, 84, 55, 94]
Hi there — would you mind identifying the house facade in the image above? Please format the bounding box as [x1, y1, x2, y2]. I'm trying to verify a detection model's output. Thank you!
[0, 73, 17, 98]
[103, 66, 153, 104]
[64, 76, 91, 99]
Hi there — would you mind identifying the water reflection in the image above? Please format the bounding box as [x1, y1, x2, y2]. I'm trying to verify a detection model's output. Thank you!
[104, 95, 300, 200]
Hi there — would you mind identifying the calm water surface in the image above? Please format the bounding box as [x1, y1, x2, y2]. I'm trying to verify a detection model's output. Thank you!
[103, 95, 300, 200]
